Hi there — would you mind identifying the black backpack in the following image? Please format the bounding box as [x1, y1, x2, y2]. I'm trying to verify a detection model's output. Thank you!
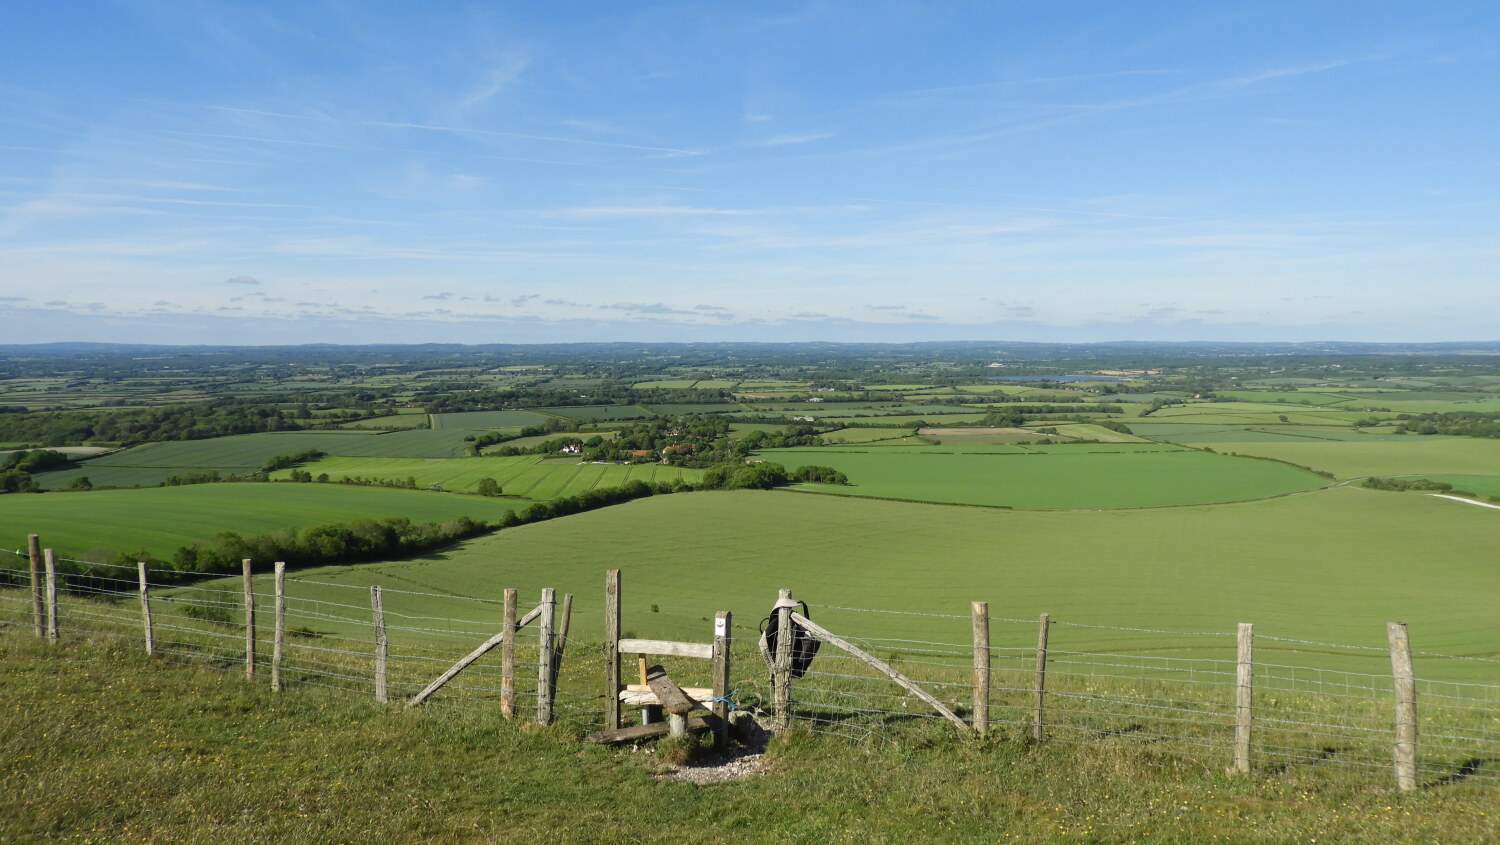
[758, 599, 820, 679]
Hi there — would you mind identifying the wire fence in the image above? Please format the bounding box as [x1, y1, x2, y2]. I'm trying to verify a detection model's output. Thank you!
[2, 547, 1497, 790]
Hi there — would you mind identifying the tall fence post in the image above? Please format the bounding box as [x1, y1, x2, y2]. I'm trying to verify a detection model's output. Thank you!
[137, 562, 153, 656]
[271, 562, 286, 692]
[773, 588, 794, 733]
[372, 585, 387, 703]
[43, 549, 58, 642]
[1387, 621, 1419, 792]
[972, 601, 989, 737]
[1031, 612, 1050, 743]
[1232, 622, 1253, 775]
[536, 587, 556, 726]
[242, 559, 255, 681]
[27, 534, 43, 638]
[604, 570, 621, 730]
[712, 610, 732, 750]
[551, 592, 572, 708]
[501, 588, 518, 719]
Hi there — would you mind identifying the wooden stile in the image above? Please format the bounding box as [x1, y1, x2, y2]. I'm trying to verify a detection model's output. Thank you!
[1388, 621, 1419, 792]
[137, 562, 153, 656]
[972, 601, 989, 736]
[271, 562, 286, 692]
[28, 534, 43, 638]
[604, 570, 621, 730]
[242, 559, 255, 680]
[616, 638, 714, 659]
[372, 585, 387, 703]
[501, 588, 517, 718]
[43, 549, 58, 642]
[1032, 612, 1050, 742]
[1232, 622, 1253, 774]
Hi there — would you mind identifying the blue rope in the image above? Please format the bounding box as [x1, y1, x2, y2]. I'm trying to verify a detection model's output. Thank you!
[711, 690, 738, 709]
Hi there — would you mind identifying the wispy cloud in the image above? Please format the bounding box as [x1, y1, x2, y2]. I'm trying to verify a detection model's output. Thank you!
[745, 132, 833, 147]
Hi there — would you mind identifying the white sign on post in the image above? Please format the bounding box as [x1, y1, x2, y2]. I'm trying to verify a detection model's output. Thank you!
[714, 617, 727, 637]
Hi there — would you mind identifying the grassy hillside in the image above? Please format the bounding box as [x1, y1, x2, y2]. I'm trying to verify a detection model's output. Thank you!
[0, 484, 525, 561]
[0, 636, 1493, 844]
[208, 486, 1500, 673]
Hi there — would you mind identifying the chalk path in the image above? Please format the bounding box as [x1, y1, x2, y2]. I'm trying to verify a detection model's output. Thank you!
[1429, 493, 1500, 511]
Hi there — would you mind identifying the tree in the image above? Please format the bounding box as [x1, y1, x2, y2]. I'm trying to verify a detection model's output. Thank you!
[476, 477, 501, 497]
[69, 476, 93, 491]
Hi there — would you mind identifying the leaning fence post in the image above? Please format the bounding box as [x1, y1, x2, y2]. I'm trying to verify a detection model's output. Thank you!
[502, 588, 518, 718]
[774, 588, 794, 733]
[550, 592, 572, 709]
[242, 559, 255, 681]
[372, 585, 387, 703]
[972, 601, 989, 737]
[1232, 622, 1254, 774]
[271, 562, 286, 691]
[28, 534, 43, 638]
[536, 587, 556, 726]
[1387, 621, 1419, 792]
[604, 570, 621, 730]
[137, 562, 153, 656]
[43, 549, 58, 642]
[1031, 612, 1050, 742]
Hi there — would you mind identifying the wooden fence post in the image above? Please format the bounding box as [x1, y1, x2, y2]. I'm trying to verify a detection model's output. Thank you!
[27, 534, 43, 638]
[712, 610, 732, 750]
[1232, 622, 1253, 775]
[242, 559, 255, 681]
[774, 589, 794, 733]
[43, 549, 58, 642]
[1031, 612, 1050, 743]
[137, 562, 153, 656]
[604, 570, 621, 730]
[501, 588, 517, 718]
[372, 585, 387, 703]
[972, 601, 989, 736]
[536, 587, 556, 726]
[1388, 621, 1419, 792]
[271, 562, 286, 692]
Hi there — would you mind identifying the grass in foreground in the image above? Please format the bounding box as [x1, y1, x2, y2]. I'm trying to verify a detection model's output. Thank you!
[0, 635, 1494, 844]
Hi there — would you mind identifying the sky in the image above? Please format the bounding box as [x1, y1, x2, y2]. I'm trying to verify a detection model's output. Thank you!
[2, 1, 1497, 345]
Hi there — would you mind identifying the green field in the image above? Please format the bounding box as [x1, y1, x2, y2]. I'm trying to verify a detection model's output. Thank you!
[0, 484, 526, 562]
[202, 486, 1500, 674]
[755, 444, 1324, 509]
[276, 455, 704, 497]
[1196, 436, 1500, 479]
[428, 410, 551, 429]
[540, 405, 653, 422]
[821, 427, 918, 444]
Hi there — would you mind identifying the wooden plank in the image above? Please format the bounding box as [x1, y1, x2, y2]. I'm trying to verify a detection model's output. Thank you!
[773, 589, 793, 732]
[501, 588, 517, 718]
[1388, 621, 1419, 792]
[790, 612, 971, 733]
[43, 549, 58, 642]
[137, 562, 153, 657]
[1232, 622, 1253, 775]
[645, 664, 697, 716]
[619, 687, 714, 706]
[271, 562, 286, 692]
[972, 601, 989, 736]
[406, 603, 543, 707]
[27, 534, 42, 638]
[585, 715, 718, 744]
[551, 592, 572, 699]
[617, 638, 714, 659]
[604, 570, 621, 731]
[242, 559, 255, 681]
[712, 610, 732, 751]
[1032, 612, 1050, 743]
[537, 588, 556, 726]
[372, 585, 387, 703]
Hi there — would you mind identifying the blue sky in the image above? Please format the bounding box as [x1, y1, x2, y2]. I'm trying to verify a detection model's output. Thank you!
[2, 1, 1496, 344]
